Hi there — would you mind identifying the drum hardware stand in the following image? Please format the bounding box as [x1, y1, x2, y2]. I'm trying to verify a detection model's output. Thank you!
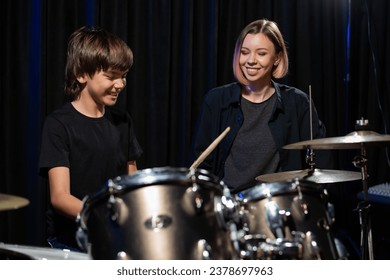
[305, 148, 341, 260]
[352, 118, 374, 260]
[306, 85, 316, 174]
[306, 148, 316, 172]
[307, 85, 316, 174]
[353, 145, 374, 260]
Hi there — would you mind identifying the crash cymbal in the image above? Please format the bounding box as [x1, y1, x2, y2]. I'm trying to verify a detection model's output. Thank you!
[283, 130, 390, 150]
[0, 193, 29, 211]
[256, 169, 361, 184]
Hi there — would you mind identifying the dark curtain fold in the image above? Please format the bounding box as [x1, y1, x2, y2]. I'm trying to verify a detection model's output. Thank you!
[350, 0, 390, 183]
[1, 0, 389, 258]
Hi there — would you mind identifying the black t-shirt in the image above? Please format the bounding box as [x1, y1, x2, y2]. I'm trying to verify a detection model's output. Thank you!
[39, 102, 143, 247]
[223, 94, 279, 191]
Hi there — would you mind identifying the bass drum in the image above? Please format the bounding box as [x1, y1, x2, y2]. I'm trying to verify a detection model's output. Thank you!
[77, 167, 240, 260]
[236, 180, 342, 260]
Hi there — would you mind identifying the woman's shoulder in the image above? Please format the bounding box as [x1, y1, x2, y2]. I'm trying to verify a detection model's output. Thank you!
[205, 82, 241, 102]
[275, 82, 308, 100]
[208, 82, 241, 94]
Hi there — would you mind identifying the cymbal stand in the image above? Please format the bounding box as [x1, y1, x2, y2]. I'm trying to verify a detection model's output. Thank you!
[353, 143, 374, 260]
[305, 148, 316, 172]
[306, 85, 316, 173]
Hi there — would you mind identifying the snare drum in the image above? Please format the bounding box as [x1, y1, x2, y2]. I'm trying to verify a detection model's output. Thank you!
[77, 167, 240, 260]
[236, 180, 340, 260]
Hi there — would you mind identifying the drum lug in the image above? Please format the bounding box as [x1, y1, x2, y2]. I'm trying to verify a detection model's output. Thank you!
[76, 204, 89, 252]
[238, 209, 251, 233]
[292, 196, 310, 219]
[292, 181, 311, 218]
[117, 251, 130, 260]
[188, 169, 204, 213]
[196, 239, 212, 260]
[215, 187, 238, 230]
[317, 217, 331, 231]
[222, 195, 238, 221]
[189, 185, 204, 214]
[107, 195, 120, 222]
[326, 202, 336, 225]
[301, 201, 309, 215]
[106, 179, 123, 223]
[75, 226, 88, 253]
[107, 195, 129, 225]
[265, 199, 285, 239]
[303, 232, 322, 259]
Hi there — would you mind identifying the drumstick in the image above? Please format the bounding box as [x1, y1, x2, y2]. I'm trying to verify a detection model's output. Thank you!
[190, 126, 231, 169]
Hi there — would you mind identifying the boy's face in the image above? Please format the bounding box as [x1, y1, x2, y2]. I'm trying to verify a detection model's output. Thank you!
[78, 68, 128, 107]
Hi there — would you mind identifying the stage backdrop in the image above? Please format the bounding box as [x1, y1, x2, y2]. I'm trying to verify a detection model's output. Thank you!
[1, 0, 389, 258]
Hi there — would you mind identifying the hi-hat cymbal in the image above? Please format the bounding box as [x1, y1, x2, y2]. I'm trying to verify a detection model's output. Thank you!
[283, 130, 390, 150]
[256, 169, 361, 184]
[0, 193, 29, 211]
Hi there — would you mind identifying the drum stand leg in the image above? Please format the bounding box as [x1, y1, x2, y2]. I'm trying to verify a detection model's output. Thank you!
[353, 144, 374, 260]
[356, 201, 373, 260]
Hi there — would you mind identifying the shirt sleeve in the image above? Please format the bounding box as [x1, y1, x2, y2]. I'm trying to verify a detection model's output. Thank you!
[38, 115, 70, 177]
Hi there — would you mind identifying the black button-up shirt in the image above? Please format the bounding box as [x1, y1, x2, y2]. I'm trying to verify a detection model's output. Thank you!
[191, 81, 332, 183]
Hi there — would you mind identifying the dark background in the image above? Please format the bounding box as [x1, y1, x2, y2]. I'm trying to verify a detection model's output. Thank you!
[1, 0, 389, 259]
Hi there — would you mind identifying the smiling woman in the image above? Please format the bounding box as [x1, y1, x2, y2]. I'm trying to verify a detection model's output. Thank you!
[191, 19, 332, 193]
[38, 26, 143, 252]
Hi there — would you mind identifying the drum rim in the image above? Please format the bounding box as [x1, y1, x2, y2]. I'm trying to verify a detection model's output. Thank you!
[237, 180, 319, 202]
[78, 166, 224, 224]
[113, 166, 221, 189]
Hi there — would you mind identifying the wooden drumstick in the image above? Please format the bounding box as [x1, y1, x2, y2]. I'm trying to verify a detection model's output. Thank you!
[190, 126, 231, 169]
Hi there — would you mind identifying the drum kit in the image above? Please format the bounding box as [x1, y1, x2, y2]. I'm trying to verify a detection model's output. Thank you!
[1, 119, 390, 260]
[73, 119, 390, 260]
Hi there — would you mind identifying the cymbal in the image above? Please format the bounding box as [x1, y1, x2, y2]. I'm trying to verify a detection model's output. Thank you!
[0, 193, 29, 211]
[256, 169, 361, 184]
[283, 130, 390, 150]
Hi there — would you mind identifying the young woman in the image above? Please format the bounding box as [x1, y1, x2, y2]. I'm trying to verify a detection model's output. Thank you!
[192, 19, 331, 193]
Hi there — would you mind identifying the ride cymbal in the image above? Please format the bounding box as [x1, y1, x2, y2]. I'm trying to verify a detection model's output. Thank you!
[0, 193, 29, 211]
[256, 169, 361, 184]
[283, 130, 390, 150]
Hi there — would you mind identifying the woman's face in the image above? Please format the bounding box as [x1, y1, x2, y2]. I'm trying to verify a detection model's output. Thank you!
[239, 33, 279, 83]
